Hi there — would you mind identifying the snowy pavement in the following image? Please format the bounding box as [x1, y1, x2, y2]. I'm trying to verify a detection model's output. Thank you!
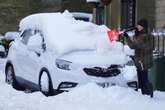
[0, 58, 5, 70]
[0, 68, 165, 110]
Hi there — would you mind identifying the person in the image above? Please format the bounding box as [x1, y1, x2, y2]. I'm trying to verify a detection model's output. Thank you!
[123, 19, 153, 97]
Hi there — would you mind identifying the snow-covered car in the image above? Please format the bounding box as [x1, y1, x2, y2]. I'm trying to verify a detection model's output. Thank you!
[5, 11, 138, 95]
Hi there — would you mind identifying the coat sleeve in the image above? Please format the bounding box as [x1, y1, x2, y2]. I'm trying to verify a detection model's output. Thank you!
[125, 34, 147, 49]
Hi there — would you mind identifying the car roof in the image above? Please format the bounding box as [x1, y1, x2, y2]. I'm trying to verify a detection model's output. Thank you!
[19, 11, 109, 55]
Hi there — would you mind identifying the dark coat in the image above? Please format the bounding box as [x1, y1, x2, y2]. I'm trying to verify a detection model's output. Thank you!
[125, 32, 153, 70]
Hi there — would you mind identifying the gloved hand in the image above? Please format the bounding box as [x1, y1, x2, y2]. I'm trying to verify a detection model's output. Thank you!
[123, 32, 129, 38]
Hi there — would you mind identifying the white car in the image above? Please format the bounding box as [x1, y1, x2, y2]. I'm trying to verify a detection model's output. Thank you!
[5, 11, 138, 95]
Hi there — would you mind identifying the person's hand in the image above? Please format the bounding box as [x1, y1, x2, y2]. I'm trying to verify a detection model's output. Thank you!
[123, 32, 129, 38]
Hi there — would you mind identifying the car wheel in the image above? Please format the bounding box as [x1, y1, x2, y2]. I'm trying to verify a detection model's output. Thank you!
[5, 65, 22, 90]
[39, 71, 53, 96]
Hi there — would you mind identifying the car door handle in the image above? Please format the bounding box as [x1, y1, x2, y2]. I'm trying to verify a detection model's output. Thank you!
[34, 51, 41, 57]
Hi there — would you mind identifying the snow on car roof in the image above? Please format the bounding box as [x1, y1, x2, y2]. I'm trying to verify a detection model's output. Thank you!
[19, 11, 134, 66]
[19, 10, 110, 55]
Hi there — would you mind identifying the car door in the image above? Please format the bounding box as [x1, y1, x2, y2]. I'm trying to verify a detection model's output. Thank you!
[14, 29, 35, 80]
[25, 30, 44, 83]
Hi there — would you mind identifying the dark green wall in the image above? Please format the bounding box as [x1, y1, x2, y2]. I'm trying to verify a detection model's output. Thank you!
[61, 0, 92, 12]
[0, 0, 42, 33]
[0, 0, 92, 34]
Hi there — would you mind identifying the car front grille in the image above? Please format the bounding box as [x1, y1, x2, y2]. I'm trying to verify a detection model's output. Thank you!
[83, 65, 121, 78]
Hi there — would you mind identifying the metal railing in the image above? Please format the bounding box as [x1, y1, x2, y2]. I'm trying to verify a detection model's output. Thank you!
[118, 28, 165, 58]
[151, 29, 165, 57]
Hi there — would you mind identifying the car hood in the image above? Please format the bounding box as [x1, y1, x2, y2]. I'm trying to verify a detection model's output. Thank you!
[58, 50, 129, 67]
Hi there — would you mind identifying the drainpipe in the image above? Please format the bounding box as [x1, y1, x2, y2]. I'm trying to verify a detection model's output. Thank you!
[104, 5, 107, 25]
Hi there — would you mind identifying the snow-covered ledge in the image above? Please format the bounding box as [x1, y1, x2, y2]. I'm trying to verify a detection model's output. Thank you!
[86, 0, 100, 3]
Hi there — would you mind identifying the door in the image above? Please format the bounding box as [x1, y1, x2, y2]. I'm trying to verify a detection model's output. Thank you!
[121, 0, 136, 29]
[15, 29, 43, 83]
[25, 31, 44, 83]
[13, 29, 34, 79]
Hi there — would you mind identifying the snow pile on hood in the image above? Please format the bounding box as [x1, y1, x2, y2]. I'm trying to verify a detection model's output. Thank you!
[60, 41, 134, 67]
[86, 0, 100, 2]
[19, 10, 133, 57]
[0, 59, 6, 70]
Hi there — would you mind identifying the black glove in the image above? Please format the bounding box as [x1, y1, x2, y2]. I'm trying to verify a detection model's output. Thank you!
[123, 32, 129, 38]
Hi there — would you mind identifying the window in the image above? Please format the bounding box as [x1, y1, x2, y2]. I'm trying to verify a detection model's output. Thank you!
[21, 29, 34, 45]
[96, 7, 105, 25]
[121, 0, 136, 29]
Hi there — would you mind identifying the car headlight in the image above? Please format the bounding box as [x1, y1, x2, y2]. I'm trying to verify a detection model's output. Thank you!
[56, 59, 72, 70]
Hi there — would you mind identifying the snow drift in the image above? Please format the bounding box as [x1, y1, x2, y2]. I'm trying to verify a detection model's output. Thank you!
[0, 71, 165, 110]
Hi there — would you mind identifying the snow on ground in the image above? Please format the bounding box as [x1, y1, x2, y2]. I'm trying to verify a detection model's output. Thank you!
[0, 58, 5, 70]
[0, 69, 165, 110]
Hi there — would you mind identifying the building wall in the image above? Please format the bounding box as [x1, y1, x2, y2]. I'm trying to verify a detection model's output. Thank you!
[155, 0, 165, 28]
[105, 0, 157, 30]
[106, 0, 121, 29]
[137, 0, 155, 30]
[137, 0, 165, 29]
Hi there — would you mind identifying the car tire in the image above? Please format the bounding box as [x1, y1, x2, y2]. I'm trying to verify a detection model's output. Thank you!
[39, 70, 53, 96]
[5, 65, 24, 90]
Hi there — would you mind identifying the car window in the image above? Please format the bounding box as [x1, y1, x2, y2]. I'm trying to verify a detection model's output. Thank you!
[27, 32, 42, 48]
[21, 30, 34, 45]
[74, 17, 90, 22]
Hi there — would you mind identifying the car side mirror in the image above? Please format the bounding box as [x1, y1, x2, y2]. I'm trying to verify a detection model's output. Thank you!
[27, 33, 43, 55]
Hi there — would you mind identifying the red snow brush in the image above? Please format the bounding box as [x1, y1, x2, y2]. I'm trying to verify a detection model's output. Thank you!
[107, 30, 120, 42]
